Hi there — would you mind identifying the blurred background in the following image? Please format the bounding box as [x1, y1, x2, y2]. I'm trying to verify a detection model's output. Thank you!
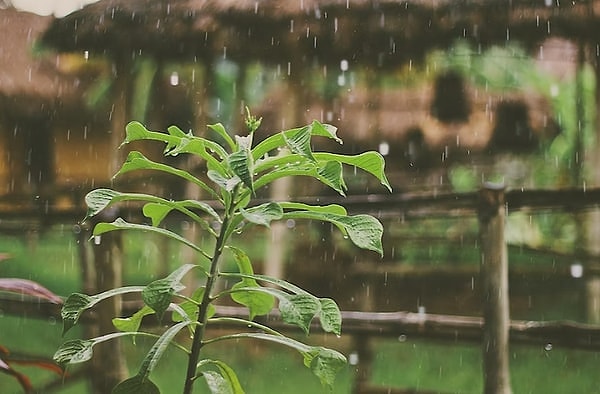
[2, 1, 600, 393]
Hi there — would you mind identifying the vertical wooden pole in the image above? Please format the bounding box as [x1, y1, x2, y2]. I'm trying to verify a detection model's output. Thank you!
[478, 183, 512, 394]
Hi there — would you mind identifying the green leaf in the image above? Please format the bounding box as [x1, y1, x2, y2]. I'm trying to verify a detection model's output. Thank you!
[309, 121, 342, 144]
[112, 375, 160, 394]
[228, 137, 254, 193]
[197, 360, 244, 394]
[278, 293, 320, 335]
[318, 299, 342, 336]
[202, 371, 233, 394]
[124, 121, 179, 151]
[278, 202, 347, 216]
[113, 305, 155, 334]
[316, 161, 346, 196]
[61, 287, 145, 334]
[54, 332, 134, 365]
[228, 247, 275, 319]
[208, 170, 241, 192]
[314, 151, 392, 192]
[302, 347, 347, 389]
[167, 125, 229, 161]
[142, 203, 172, 227]
[208, 123, 236, 151]
[114, 151, 218, 198]
[240, 202, 283, 227]
[251, 121, 341, 160]
[137, 321, 192, 380]
[86, 187, 218, 229]
[142, 264, 196, 320]
[281, 212, 384, 256]
[93, 218, 210, 260]
[142, 200, 219, 228]
[53, 339, 94, 365]
[283, 126, 315, 162]
[85, 188, 120, 218]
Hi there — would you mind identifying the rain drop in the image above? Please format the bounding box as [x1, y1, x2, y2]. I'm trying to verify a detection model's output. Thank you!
[94, 235, 101, 245]
[544, 343, 553, 351]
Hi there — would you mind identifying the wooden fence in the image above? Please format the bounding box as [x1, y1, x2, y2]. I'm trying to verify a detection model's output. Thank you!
[3, 185, 600, 393]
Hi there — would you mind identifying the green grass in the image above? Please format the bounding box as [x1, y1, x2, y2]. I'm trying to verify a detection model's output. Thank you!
[370, 339, 600, 393]
[1, 225, 599, 393]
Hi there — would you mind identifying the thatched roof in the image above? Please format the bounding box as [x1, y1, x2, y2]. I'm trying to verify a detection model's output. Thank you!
[42, 0, 600, 69]
[0, 8, 87, 118]
[41, 0, 217, 61]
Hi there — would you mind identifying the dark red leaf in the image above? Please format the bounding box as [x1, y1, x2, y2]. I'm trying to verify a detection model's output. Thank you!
[0, 278, 63, 304]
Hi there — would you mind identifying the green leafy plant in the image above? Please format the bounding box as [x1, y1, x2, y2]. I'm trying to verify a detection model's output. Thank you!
[54, 109, 391, 393]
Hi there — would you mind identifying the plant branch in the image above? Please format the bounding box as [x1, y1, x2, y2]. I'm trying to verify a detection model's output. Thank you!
[182, 186, 239, 394]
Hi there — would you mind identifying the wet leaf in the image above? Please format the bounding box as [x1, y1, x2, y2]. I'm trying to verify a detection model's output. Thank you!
[197, 360, 244, 394]
[302, 347, 347, 390]
[283, 126, 315, 162]
[142, 264, 195, 320]
[228, 139, 254, 193]
[93, 219, 209, 259]
[112, 374, 160, 394]
[229, 247, 275, 319]
[316, 161, 346, 196]
[314, 151, 392, 192]
[53, 339, 94, 365]
[318, 299, 342, 336]
[202, 371, 234, 394]
[113, 305, 155, 334]
[278, 294, 320, 335]
[0, 278, 62, 304]
[61, 287, 145, 334]
[114, 151, 216, 197]
[208, 123, 236, 151]
[281, 212, 384, 256]
[240, 202, 283, 227]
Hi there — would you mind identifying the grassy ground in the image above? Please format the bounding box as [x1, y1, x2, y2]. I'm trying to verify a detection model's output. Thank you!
[1, 226, 599, 393]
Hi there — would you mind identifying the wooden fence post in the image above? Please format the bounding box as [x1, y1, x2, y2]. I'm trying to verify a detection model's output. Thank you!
[478, 184, 512, 394]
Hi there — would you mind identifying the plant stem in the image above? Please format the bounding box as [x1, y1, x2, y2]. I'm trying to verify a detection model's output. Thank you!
[182, 190, 237, 394]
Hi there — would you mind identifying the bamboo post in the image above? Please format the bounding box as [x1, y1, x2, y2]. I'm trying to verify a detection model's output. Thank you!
[478, 183, 512, 394]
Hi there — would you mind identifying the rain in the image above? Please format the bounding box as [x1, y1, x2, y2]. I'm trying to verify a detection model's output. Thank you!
[1, 0, 600, 393]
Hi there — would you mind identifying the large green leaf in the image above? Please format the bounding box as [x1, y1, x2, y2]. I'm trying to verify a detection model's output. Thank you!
[124, 121, 179, 151]
[228, 247, 275, 319]
[240, 202, 283, 227]
[53, 339, 94, 365]
[277, 293, 320, 335]
[54, 332, 133, 365]
[283, 126, 315, 162]
[168, 125, 229, 160]
[202, 371, 233, 394]
[281, 212, 384, 256]
[137, 321, 192, 379]
[112, 375, 160, 394]
[93, 218, 211, 260]
[314, 151, 392, 192]
[251, 121, 341, 160]
[61, 287, 145, 334]
[208, 123, 236, 152]
[253, 161, 346, 194]
[302, 347, 347, 390]
[142, 264, 196, 320]
[113, 151, 217, 198]
[197, 360, 244, 394]
[85, 189, 216, 231]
